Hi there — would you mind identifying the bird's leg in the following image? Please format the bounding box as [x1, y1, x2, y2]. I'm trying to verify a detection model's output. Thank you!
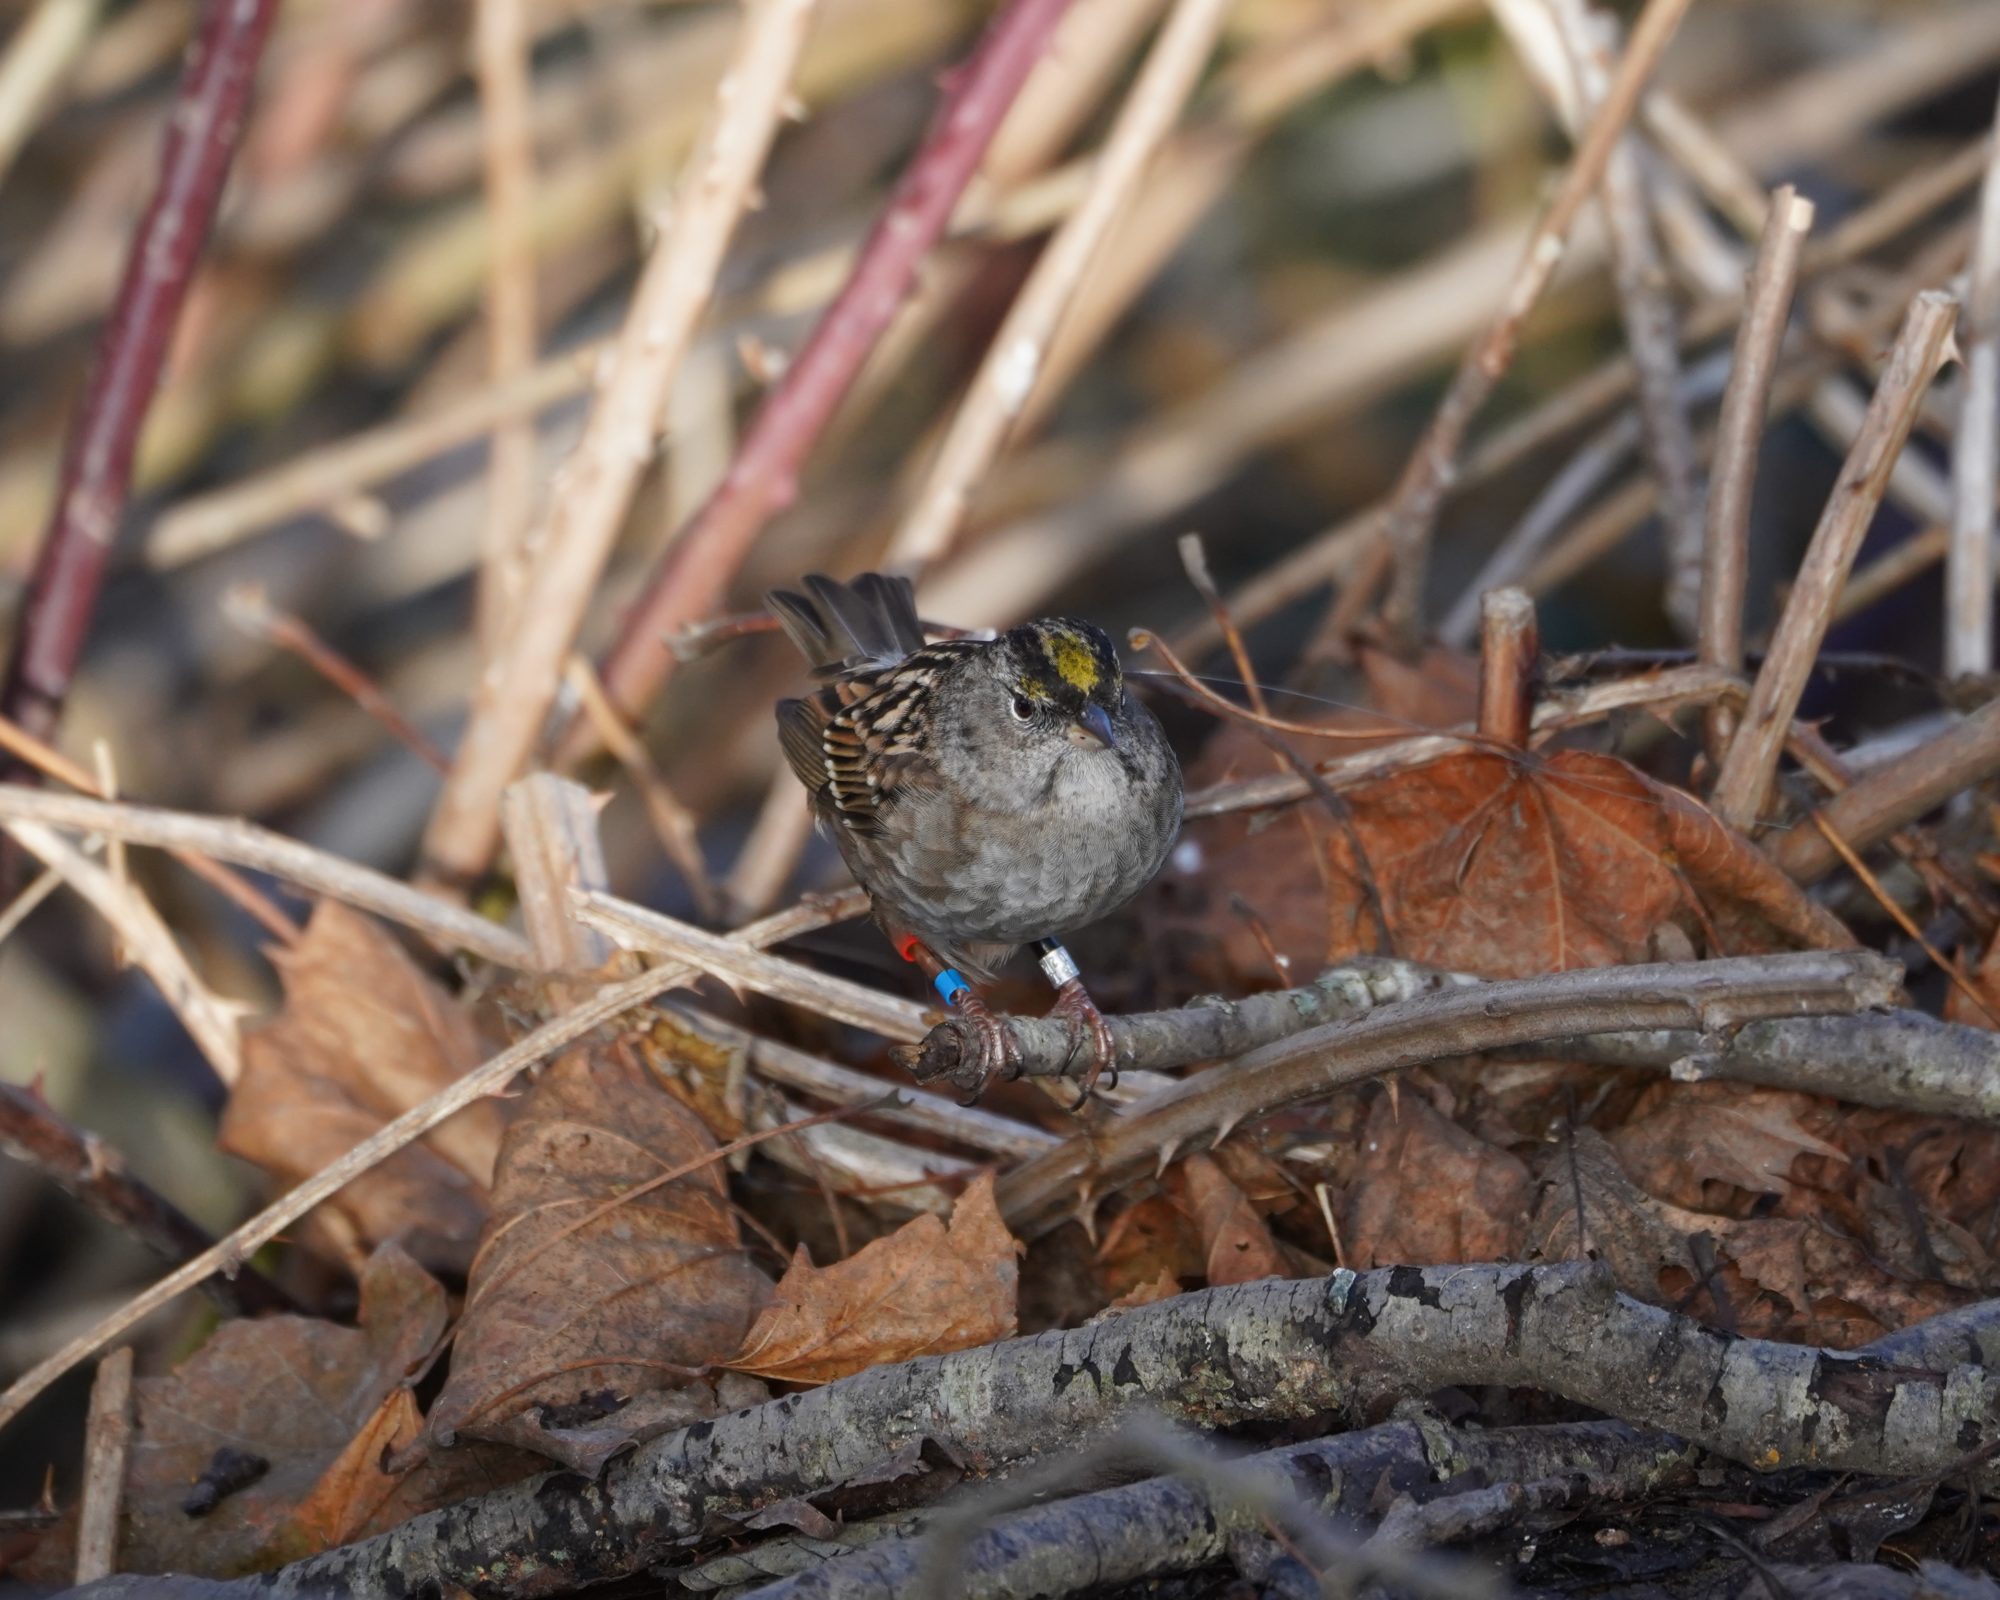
[1033, 940, 1117, 1105]
[900, 935, 1020, 1101]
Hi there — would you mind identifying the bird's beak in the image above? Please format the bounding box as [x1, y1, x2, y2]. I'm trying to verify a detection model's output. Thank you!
[1068, 703, 1119, 750]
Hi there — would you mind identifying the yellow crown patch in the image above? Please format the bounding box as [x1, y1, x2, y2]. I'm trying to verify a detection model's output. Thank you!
[1041, 626, 1102, 693]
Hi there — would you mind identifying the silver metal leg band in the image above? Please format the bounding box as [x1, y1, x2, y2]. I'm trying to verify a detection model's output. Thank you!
[1037, 941, 1080, 989]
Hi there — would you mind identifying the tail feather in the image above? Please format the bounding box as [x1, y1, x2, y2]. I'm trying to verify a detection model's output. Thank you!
[767, 572, 923, 678]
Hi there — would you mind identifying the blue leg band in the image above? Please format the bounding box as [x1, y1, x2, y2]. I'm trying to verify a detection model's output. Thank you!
[934, 967, 973, 1006]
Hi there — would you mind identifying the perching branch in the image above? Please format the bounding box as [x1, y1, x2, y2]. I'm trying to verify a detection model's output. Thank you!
[900, 958, 1464, 1086]
[991, 951, 1899, 1232]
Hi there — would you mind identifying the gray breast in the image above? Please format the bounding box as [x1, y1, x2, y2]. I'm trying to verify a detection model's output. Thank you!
[865, 728, 1181, 948]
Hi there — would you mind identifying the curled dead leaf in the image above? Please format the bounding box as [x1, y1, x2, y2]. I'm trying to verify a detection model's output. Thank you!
[218, 902, 504, 1273]
[727, 1172, 1020, 1385]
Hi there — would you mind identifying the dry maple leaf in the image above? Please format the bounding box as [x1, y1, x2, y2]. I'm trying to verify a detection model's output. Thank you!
[1181, 747, 1851, 986]
[218, 902, 505, 1274]
[1528, 1126, 1698, 1292]
[423, 1038, 772, 1472]
[726, 1172, 1020, 1385]
[1319, 749, 1852, 977]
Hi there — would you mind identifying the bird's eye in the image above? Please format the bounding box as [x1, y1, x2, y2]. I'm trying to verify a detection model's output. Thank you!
[1009, 694, 1034, 723]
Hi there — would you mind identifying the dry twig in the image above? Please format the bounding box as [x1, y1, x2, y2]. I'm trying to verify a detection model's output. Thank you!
[420, 0, 822, 886]
[1710, 291, 1959, 829]
[1950, 85, 2000, 680]
[883, 0, 1233, 574]
[72, 1346, 133, 1586]
[1376, 0, 1693, 639]
[1699, 186, 1814, 763]
[0, 785, 527, 965]
[471, 0, 540, 654]
[3, 818, 245, 1083]
[0, 0, 279, 751]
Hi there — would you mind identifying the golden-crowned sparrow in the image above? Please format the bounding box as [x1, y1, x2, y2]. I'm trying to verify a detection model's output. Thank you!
[769, 571, 1183, 1099]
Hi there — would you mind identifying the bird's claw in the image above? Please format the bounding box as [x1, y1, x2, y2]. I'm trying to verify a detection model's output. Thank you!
[1047, 979, 1117, 1108]
[950, 989, 1022, 1104]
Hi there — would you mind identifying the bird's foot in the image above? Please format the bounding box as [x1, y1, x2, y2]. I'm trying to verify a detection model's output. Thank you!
[948, 987, 1022, 1104]
[1046, 979, 1117, 1108]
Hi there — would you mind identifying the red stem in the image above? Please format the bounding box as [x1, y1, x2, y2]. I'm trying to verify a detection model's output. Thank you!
[565, 0, 1078, 760]
[1, 0, 280, 750]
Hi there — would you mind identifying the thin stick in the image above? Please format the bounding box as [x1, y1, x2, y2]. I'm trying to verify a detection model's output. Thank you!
[0, 0, 279, 751]
[146, 343, 602, 569]
[571, 0, 1079, 769]
[1775, 697, 2000, 885]
[1709, 291, 1960, 830]
[4, 819, 244, 1083]
[419, 0, 821, 888]
[1809, 814, 2000, 1029]
[1699, 187, 1814, 765]
[690, 1012, 1059, 1159]
[0, 1080, 296, 1315]
[0, 785, 528, 966]
[1129, 632, 1419, 743]
[883, 0, 1232, 574]
[72, 1346, 133, 1585]
[575, 888, 931, 1043]
[1950, 85, 2000, 680]
[0, 887, 868, 1438]
[1376, 0, 1693, 641]
[1178, 533, 1269, 718]
[222, 583, 449, 775]
[472, 0, 540, 654]
[722, 773, 813, 924]
[499, 774, 612, 978]
[564, 657, 719, 922]
[1521, 0, 1702, 632]
[0, 713, 297, 942]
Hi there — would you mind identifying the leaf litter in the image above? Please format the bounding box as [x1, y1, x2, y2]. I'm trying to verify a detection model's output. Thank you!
[38, 653, 2000, 1582]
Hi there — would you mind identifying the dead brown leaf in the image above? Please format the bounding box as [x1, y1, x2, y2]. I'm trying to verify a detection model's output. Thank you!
[1091, 1193, 1203, 1306]
[1610, 1081, 1846, 1211]
[1176, 747, 1848, 989]
[1320, 750, 1852, 976]
[726, 1172, 1020, 1384]
[69, 1246, 448, 1578]
[1168, 1154, 1288, 1285]
[1342, 1090, 1533, 1266]
[218, 902, 505, 1273]
[422, 1037, 771, 1471]
[1528, 1126, 1696, 1292]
